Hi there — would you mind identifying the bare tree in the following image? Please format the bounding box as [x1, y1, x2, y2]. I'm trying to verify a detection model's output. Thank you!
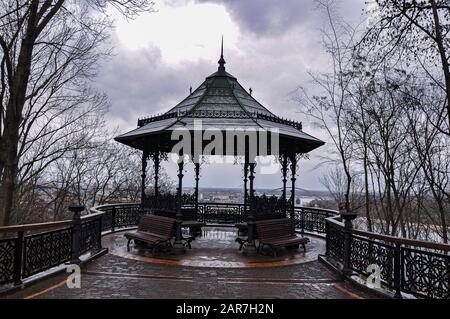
[0, 0, 154, 226]
[360, 0, 450, 135]
[301, 0, 449, 242]
[297, 0, 360, 213]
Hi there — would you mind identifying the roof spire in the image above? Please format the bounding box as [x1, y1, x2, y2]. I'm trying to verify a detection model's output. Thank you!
[218, 35, 226, 72]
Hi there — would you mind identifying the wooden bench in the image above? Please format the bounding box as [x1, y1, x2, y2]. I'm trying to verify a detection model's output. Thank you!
[235, 212, 286, 237]
[255, 218, 309, 256]
[124, 215, 176, 253]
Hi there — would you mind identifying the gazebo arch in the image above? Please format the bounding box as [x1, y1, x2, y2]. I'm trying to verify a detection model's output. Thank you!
[115, 41, 325, 255]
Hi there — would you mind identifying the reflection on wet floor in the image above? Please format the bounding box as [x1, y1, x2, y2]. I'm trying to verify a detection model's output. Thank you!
[103, 227, 325, 268]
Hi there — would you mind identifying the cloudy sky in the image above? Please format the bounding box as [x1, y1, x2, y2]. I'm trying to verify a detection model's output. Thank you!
[96, 0, 368, 190]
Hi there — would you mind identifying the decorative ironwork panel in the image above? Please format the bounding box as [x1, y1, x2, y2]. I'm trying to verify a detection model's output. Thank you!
[251, 195, 287, 216]
[138, 112, 178, 127]
[326, 221, 345, 264]
[402, 247, 449, 299]
[80, 217, 102, 254]
[294, 207, 336, 234]
[349, 235, 395, 288]
[0, 238, 16, 285]
[100, 208, 113, 231]
[203, 204, 242, 224]
[144, 193, 195, 212]
[23, 228, 72, 278]
[114, 205, 142, 228]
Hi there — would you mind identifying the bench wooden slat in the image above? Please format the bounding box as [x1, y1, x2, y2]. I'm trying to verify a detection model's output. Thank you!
[124, 215, 176, 252]
[255, 218, 310, 256]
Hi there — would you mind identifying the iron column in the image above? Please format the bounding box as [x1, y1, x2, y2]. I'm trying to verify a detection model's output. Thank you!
[172, 160, 185, 254]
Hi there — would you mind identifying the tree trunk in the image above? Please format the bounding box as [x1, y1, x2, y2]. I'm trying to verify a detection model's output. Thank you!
[363, 143, 373, 232]
[430, 0, 450, 133]
[0, 1, 39, 226]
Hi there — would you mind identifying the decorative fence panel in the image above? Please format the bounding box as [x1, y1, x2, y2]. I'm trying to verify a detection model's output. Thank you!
[294, 207, 337, 234]
[80, 215, 102, 254]
[23, 227, 72, 278]
[0, 238, 16, 285]
[349, 235, 395, 289]
[199, 203, 244, 224]
[401, 247, 449, 299]
[325, 220, 345, 264]
[91, 203, 141, 232]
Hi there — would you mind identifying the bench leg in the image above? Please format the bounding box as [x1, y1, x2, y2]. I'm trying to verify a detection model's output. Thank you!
[152, 242, 164, 255]
[240, 239, 246, 251]
[302, 243, 306, 252]
[127, 238, 132, 251]
[184, 238, 192, 249]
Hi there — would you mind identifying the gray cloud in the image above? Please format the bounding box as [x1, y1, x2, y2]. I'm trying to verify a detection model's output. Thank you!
[95, 0, 368, 190]
[198, 0, 317, 36]
[94, 41, 212, 130]
[180, 0, 365, 37]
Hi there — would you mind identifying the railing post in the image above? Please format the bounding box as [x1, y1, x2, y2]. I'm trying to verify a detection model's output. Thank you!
[342, 228, 352, 277]
[299, 207, 305, 234]
[202, 204, 206, 224]
[325, 220, 329, 257]
[393, 243, 403, 299]
[13, 231, 24, 285]
[111, 207, 116, 232]
[243, 162, 257, 256]
[340, 205, 357, 277]
[69, 205, 84, 264]
[172, 160, 185, 255]
[97, 214, 103, 250]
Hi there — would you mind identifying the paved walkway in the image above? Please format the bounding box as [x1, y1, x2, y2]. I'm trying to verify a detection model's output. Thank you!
[3, 228, 380, 299]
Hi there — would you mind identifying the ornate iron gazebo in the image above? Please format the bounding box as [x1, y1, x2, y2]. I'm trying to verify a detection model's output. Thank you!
[115, 42, 324, 255]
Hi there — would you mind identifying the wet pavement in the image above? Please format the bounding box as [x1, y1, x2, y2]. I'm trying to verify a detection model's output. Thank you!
[105, 227, 323, 268]
[3, 227, 381, 299]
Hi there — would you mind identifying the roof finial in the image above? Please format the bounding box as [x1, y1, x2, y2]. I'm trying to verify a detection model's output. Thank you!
[218, 35, 226, 72]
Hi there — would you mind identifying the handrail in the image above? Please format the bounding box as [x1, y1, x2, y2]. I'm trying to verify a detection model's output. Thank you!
[352, 229, 450, 252]
[295, 206, 338, 215]
[0, 220, 73, 234]
[89, 202, 140, 212]
[325, 215, 343, 226]
[81, 211, 105, 220]
[325, 215, 450, 252]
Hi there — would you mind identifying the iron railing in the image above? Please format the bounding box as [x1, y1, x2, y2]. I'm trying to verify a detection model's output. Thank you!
[325, 216, 450, 299]
[90, 203, 141, 232]
[0, 212, 104, 287]
[3, 202, 447, 299]
[90, 202, 338, 236]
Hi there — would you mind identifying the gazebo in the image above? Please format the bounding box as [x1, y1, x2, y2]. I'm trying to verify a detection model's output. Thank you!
[115, 42, 324, 255]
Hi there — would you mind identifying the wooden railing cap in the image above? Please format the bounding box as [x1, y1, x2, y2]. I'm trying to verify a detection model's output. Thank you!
[0, 220, 73, 234]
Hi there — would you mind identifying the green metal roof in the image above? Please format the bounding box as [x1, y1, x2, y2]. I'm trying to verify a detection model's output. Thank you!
[115, 47, 325, 154]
